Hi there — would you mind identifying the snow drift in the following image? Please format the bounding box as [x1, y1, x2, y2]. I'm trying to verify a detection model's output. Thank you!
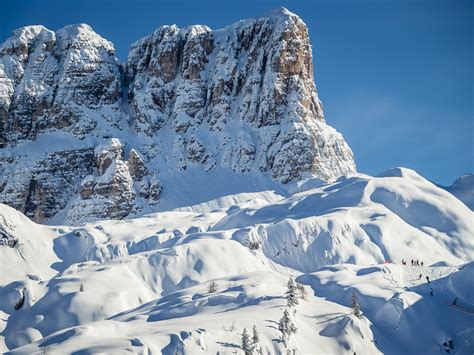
[1, 166, 473, 353]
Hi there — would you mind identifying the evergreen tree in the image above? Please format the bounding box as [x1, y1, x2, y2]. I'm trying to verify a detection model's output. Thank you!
[286, 277, 299, 308]
[351, 292, 362, 319]
[278, 309, 297, 340]
[252, 325, 260, 351]
[241, 327, 251, 354]
[296, 283, 307, 300]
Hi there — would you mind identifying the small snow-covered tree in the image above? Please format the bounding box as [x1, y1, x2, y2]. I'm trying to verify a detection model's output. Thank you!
[251, 325, 260, 353]
[252, 324, 259, 345]
[208, 281, 217, 293]
[278, 309, 297, 340]
[351, 292, 362, 319]
[296, 283, 307, 300]
[246, 239, 260, 250]
[241, 327, 251, 354]
[286, 277, 299, 308]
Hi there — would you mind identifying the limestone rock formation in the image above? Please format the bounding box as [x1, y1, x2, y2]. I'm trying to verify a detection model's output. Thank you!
[125, 8, 355, 182]
[0, 8, 356, 223]
[0, 24, 123, 147]
[67, 139, 160, 223]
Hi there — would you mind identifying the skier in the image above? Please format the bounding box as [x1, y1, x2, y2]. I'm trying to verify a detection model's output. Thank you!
[421, 261, 424, 267]
[411, 259, 414, 266]
[419, 274, 422, 280]
[429, 289, 433, 296]
[452, 298, 458, 306]
[426, 276, 430, 283]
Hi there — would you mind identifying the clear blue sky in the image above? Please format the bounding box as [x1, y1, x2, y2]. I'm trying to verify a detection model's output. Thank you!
[1, 0, 472, 185]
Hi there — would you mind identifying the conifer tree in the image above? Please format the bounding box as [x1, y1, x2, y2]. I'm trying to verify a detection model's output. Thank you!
[278, 309, 297, 340]
[241, 327, 251, 354]
[351, 292, 362, 319]
[252, 325, 260, 352]
[296, 282, 307, 300]
[286, 277, 299, 308]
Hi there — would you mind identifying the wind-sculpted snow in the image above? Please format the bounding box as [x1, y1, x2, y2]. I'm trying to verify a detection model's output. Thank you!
[0, 8, 355, 223]
[214, 168, 474, 271]
[1, 167, 473, 353]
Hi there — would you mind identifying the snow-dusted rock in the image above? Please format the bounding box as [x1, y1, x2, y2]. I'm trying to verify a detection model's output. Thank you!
[67, 138, 159, 223]
[125, 8, 355, 182]
[0, 9, 355, 223]
[0, 148, 95, 222]
[0, 24, 122, 146]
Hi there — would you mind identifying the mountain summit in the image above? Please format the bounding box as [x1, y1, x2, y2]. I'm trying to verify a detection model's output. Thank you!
[0, 10, 355, 223]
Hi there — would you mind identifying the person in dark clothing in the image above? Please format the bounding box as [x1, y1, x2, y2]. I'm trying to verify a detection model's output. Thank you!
[426, 276, 430, 283]
[452, 298, 458, 305]
[429, 289, 433, 296]
[419, 274, 422, 280]
[411, 260, 414, 266]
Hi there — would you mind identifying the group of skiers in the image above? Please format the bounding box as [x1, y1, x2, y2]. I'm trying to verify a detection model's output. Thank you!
[417, 274, 430, 282]
[399, 258, 435, 295]
[402, 259, 424, 267]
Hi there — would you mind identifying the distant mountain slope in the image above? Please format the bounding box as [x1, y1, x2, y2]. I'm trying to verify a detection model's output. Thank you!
[439, 173, 474, 210]
[0, 8, 355, 224]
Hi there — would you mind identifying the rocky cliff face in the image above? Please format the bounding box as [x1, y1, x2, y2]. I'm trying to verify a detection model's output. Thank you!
[125, 9, 355, 182]
[0, 8, 356, 223]
[0, 24, 123, 146]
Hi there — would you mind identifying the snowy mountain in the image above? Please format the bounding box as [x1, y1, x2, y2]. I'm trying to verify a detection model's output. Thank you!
[439, 174, 474, 210]
[1, 7, 473, 354]
[1, 167, 473, 353]
[0, 8, 355, 224]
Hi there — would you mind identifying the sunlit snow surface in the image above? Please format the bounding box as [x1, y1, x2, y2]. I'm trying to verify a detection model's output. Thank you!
[1, 167, 473, 354]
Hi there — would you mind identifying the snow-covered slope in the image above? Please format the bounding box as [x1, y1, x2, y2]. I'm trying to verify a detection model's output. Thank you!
[1, 167, 473, 354]
[440, 173, 474, 210]
[214, 167, 474, 270]
[0, 8, 355, 224]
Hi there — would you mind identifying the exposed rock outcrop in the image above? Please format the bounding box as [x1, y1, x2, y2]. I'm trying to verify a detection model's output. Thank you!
[0, 148, 95, 221]
[125, 8, 355, 182]
[0, 8, 355, 223]
[67, 138, 160, 223]
[0, 24, 123, 147]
